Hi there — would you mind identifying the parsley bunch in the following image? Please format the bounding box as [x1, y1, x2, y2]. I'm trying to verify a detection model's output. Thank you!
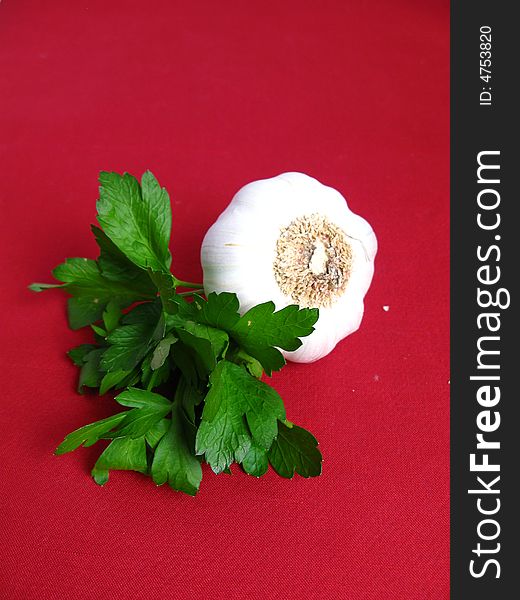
[30, 171, 322, 495]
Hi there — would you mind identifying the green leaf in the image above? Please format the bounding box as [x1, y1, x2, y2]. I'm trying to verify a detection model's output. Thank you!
[115, 387, 172, 410]
[92, 224, 138, 279]
[53, 258, 152, 304]
[231, 302, 319, 375]
[151, 406, 202, 496]
[55, 412, 128, 455]
[102, 300, 121, 332]
[175, 322, 228, 374]
[67, 297, 105, 329]
[77, 348, 104, 392]
[150, 334, 177, 370]
[141, 170, 172, 265]
[117, 406, 172, 439]
[99, 370, 131, 395]
[196, 361, 286, 473]
[236, 303, 319, 351]
[96, 171, 172, 272]
[186, 294, 317, 376]
[52, 257, 100, 286]
[123, 300, 164, 335]
[91, 324, 107, 337]
[100, 324, 151, 372]
[91, 225, 157, 297]
[109, 390, 171, 439]
[184, 321, 229, 360]
[190, 292, 240, 330]
[91, 436, 148, 485]
[242, 444, 269, 477]
[268, 421, 322, 479]
[52, 257, 155, 329]
[100, 303, 162, 373]
[67, 344, 97, 366]
[145, 418, 170, 450]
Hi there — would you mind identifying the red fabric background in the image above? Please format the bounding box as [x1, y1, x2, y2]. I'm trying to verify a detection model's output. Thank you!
[0, 1, 449, 598]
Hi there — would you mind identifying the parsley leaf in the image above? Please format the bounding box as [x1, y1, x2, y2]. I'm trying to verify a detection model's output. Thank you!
[99, 370, 132, 395]
[91, 225, 157, 297]
[67, 344, 97, 366]
[77, 348, 104, 392]
[101, 324, 155, 372]
[231, 302, 319, 375]
[100, 302, 162, 372]
[114, 389, 172, 438]
[116, 406, 172, 439]
[175, 322, 229, 373]
[196, 361, 286, 473]
[102, 300, 121, 332]
[91, 436, 148, 486]
[52, 257, 140, 301]
[97, 171, 172, 272]
[58, 388, 177, 486]
[114, 387, 172, 410]
[145, 418, 170, 450]
[55, 412, 128, 455]
[268, 421, 322, 478]
[67, 297, 105, 330]
[150, 334, 177, 370]
[92, 226, 151, 281]
[191, 292, 240, 329]
[151, 403, 202, 496]
[242, 443, 269, 477]
[51, 257, 155, 329]
[188, 293, 318, 376]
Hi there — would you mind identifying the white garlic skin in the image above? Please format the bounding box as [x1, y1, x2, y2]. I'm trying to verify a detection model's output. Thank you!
[201, 172, 377, 363]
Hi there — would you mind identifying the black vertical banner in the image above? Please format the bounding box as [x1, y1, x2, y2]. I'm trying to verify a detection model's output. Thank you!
[451, 2, 515, 598]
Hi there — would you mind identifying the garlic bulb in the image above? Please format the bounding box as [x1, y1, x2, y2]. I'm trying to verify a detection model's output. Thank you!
[201, 172, 377, 362]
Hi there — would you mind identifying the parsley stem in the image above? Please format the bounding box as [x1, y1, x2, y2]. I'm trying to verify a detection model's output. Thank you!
[178, 288, 204, 297]
[173, 278, 204, 289]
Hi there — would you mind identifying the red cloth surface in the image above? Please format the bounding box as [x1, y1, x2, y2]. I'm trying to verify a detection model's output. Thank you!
[0, 1, 449, 598]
